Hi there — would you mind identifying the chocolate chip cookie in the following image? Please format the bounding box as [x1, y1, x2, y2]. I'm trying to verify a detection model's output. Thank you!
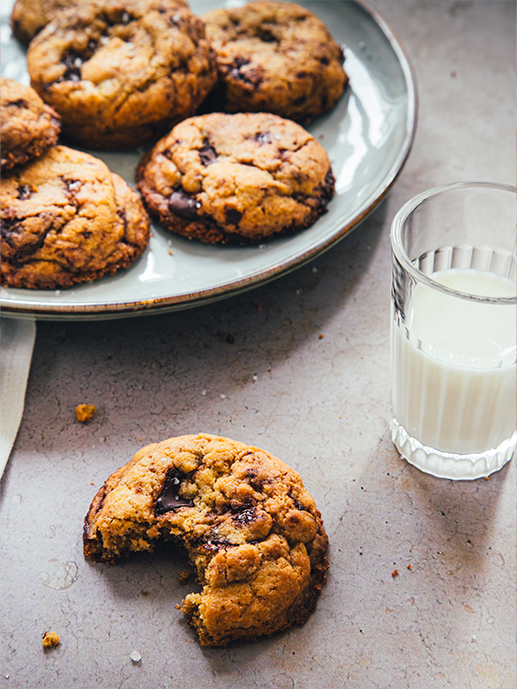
[83, 433, 329, 647]
[1, 78, 61, 171]
[10, 0, 88, 44]
[203, 1, 348, 123]
[137, 112, 335, 244]
[1, 145, 150, 289]
[27, 0, 216, 150]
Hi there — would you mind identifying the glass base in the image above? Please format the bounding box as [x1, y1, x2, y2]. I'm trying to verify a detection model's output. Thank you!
[390, 418, 516, 480]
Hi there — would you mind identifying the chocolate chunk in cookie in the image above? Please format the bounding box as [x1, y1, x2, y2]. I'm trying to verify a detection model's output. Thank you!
[1, 78, 61, 171]
[27, 0, 216, 150]
[83, 433, 329, 647]
[1, 145, 150, 289]
[203, 1, 348, 123]
[137, 112, 335, 244]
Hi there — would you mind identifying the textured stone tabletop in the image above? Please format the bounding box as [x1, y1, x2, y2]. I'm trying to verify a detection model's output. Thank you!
[1, 1, 515, 688]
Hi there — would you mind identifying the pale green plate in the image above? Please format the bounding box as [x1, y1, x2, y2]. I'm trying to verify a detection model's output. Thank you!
[0, 0, 417, 319]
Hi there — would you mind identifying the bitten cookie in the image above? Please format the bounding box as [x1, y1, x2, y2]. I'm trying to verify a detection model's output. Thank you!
[83, 433, 329, 647]
[137, 112, 335, 244]
[27, 0, 216, 150]
[0, 78, 61, 171]
[0, 146, 150, 289]
[203, 1, 348, 123]
[10, 0, 88, 44]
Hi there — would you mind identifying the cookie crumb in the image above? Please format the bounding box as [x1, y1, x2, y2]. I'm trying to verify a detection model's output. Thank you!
[407, 564, 412, 570]
[141, 589, 148, 596]
[318, 334, 324, 339]
[75, 404, 96, 423]
[42, 631, 60, 648]
[177, 570, 191, 584]
[130, 650, 141, 664]
[391, 569, 399, 578]
[253, 301, 262, 310]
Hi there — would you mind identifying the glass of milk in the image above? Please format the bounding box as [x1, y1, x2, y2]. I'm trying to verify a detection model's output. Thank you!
[390, 181, 516, 480]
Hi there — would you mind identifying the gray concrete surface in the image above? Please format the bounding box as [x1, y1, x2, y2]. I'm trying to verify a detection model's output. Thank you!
[1, 1, 515, 687]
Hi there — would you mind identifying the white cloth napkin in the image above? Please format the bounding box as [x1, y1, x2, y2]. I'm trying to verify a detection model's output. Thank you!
[0, 317, 36, 477]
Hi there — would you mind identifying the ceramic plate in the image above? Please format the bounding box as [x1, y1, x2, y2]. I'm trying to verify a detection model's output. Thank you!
[0, 0, 417, 320]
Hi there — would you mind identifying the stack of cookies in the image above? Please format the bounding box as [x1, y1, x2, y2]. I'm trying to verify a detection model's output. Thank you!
[2, 0, 348, 278]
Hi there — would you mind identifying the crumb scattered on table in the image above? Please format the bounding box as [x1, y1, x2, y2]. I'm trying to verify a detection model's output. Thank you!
[75, 404, 96, 423]
[42, 631, 59, 648]
[391, 569, 399, 578]
[177, 570, 191, 584]
[130, 650, 142, 664]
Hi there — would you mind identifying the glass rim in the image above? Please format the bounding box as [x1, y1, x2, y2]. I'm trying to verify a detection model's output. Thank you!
[390, 181, 517, 305]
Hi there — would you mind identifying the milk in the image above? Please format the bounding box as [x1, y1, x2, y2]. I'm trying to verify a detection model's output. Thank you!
[391, 269, 516, 455]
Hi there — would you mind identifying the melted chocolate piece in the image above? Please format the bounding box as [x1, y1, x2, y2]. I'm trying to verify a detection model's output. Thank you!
[63, 179, 82, 193]
[6, 99, 27, 108]
[254, 131, 271, 145]
[230, 57, 253, 84]
[199, 537, 233, 553]
[168, 190, 201, 220]
[324, 168, 335, 188]
[198, 140, 217, 166]
[59, 53, 82, 82]
[232, 507, 258, 525]
[155, 467, 193, 515]
[169, 12, 183, 27]
[225, 207, 242, 225]
[17, 184, 33, 200]
[259, 30, 277, 43]
[0, 217, 21, 238]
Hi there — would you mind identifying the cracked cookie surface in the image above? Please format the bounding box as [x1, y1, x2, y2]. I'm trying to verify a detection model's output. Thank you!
[137, 112, 335, 243]
[0, 145, 150, 289]
[27, 0, 216, 150]
[1, 78, 61, 171]
[203, 1, 348, 123]
[83, 433, 329, 647]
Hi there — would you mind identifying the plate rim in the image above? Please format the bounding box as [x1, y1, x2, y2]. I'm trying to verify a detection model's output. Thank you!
[1, 0, 418, 321]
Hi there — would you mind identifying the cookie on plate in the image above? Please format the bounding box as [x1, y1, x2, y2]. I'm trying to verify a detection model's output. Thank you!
[27, 0, 216, 150]
[137, 112, 335, 244]
[0, 145, 150, 289]
[202, 1, 348, 123]
[0, 77, 61, 171]
[10, 0, 88, 44]
[83, 433, 329, 647]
